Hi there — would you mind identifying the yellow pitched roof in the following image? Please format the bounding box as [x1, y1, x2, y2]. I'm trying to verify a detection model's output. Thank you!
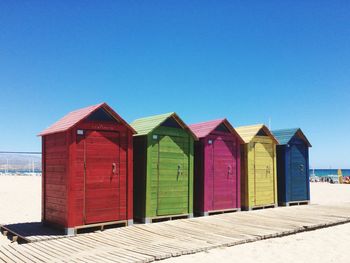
[235, 124, 278, 144]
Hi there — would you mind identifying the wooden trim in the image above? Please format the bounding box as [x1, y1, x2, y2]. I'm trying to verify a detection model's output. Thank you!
[188, 135, 194, 214]
[127, 131, 133, 221]
[145, 134, 153, 218]
[236, 138, 240, 209]
[253, 142, 257, 206]
[273, 143, 277, 204]
[74, 220, 127, 230]
[41, 137, 46, 222]
[66, 131, 71, 228]
[156, 135, 160, 216]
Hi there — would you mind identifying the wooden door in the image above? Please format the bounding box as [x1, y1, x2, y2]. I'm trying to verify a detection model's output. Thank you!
[212, 138, 237, 210]
[156, 135, 189, 216]
[83, 130, 120, 224]
[290, 143, 307, 201]
[254, 142, 274, 206]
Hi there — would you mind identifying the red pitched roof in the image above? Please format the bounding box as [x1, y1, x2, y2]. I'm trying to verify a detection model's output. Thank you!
[189, 119, 244, 143]
[39, 103, 136, 136]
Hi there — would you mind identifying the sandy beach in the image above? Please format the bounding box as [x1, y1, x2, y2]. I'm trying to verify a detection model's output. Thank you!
[1, 176, 350, 262]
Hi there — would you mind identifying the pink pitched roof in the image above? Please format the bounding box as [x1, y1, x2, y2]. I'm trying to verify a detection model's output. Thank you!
[189, 119, 225, 138]
[189, 119, 244, 143]
[39, 102, 136, 136]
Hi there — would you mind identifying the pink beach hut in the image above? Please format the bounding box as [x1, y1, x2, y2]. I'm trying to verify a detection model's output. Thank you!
[189, 119, 244, 216]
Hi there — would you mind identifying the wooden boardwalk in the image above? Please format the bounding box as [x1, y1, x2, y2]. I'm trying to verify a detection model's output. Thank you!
[1, 204, 350, 262]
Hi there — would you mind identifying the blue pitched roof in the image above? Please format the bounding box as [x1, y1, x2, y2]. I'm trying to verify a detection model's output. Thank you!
[272, 128, 312, 147]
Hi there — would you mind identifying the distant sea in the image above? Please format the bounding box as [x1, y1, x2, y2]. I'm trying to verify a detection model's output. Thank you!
[310, 169, 350, 177]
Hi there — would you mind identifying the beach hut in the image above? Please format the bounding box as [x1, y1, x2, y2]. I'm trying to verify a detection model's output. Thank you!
[131, 113, 197, 223]
[189, 119, 244, 216]
[272, 128, 312, 206]
[236, 124, 278, 210]
[39, 103, 135, 235]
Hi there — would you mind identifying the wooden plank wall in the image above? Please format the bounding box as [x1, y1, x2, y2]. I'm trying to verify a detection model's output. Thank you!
[68, 121, 131, 227]
[201, 131, 241, 213]
[276, 136, 310, 204]
[193, 138, 205, 214]
[43, 132, 68, 227]
[145, 126, 194, 218]
[133, 136, 148, 219]
[244, 136, 277, 208]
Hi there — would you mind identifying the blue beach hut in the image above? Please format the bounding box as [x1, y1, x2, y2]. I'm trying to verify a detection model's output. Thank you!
[272, 128, 312, 206]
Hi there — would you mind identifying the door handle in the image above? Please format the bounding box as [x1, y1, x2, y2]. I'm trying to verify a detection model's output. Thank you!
[112, 163, 117, 176]
[177, 164, 182, 179]
[228, 165, 232, 177]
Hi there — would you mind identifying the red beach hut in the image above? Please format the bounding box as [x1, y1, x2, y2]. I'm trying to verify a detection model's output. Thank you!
[190, 119, 244, 216]
[39, 103, 135, 235]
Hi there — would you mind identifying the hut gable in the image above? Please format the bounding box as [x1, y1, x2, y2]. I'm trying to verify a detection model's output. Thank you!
[39, 102, 136, 136]
[189, 119, 244, 143]
[131, 112, 198, 140]
[236, 124, 278, 144]
[272, 128, 312, 147]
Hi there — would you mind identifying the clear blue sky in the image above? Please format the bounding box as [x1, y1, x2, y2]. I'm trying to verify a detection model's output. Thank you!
[0, 1, 349, 168]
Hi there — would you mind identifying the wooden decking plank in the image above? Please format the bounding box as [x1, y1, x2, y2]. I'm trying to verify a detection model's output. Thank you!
[50, 237, 97, 252]
[47, 238, 88, 254]
[81, 232, 154, 262]
[169, 220, 242, 244]
[214, 216, 296, 235]
[7, 245, 47, 263]
[105, 228, 185, 256]
[0, 246, 18, 263]
[33, 237, 76, 252]
[73, 233, 164, 260]
[107, 249, 153, 263]
[131, 225, 207, 250]
[5, 246, 38, 263]
[100, 251, 141, 263]
[97, 231, 173, 259]
[83, 254, 115, 263]
[0, 250, 16, 263]
[179, 220, 253, 243]
[131, 227, 205, 253]
[144, 224, 219, 246]
[150, 223, 228, 248]
[17, 243, 55, 262]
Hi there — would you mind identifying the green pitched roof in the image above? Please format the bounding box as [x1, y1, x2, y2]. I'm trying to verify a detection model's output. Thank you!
[272, 128, 312, 147]
[130, 112, 198, 139]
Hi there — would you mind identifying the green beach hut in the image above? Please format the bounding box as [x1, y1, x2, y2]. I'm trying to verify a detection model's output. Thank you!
[131, 113, 197, 223]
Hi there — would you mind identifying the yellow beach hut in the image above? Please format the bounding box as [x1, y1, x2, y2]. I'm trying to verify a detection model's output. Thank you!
[236, 124, 279, 210]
